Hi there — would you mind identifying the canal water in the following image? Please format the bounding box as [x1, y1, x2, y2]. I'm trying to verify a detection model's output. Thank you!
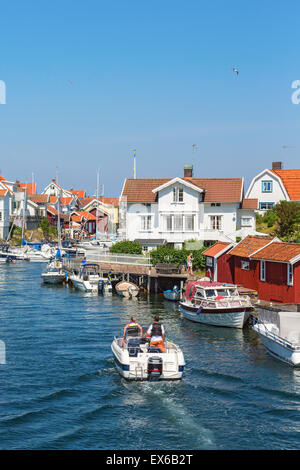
[0, 262, 300, 450]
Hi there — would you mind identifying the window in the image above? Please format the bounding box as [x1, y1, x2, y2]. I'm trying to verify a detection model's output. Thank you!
[185, 215, 195, 231]
[260, 260, 266, 281]
[173, 187, 183, 202]
[241, 217, 252, 227]
[0, 212, 2, 221]
[210, 215, 222, 230]
[262, 180, 273, 193]
[211, 203, 221, 207]
[141, 215, 152, 231]
[259, 202, 275, 211]
[241, 260, 250, 270]
[206, 256, 213, 267]
[162, 214, 194, 232]
[174, 214, 183, 230]
[287, 264, 293, 286]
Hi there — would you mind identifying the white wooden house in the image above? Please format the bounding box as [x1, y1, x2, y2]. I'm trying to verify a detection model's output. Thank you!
[119, 165, 258, 249]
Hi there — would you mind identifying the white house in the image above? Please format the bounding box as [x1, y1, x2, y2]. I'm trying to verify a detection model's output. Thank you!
[42, 179, 75, 199]
[119, 165, 258, 249]
[0, 179, 13, 240]
[246, 161, 299, 213]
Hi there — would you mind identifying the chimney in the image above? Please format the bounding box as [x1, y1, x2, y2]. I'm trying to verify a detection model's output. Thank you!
[272, 161, 282, 170]
[184, 164, 193, 178]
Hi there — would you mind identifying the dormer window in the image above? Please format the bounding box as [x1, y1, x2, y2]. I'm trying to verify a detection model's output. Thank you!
[173, 187, 183, 202]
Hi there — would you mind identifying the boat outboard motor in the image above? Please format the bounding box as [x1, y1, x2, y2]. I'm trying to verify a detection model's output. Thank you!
[147, 356, 163, 381]
[98, 279, 104, 294]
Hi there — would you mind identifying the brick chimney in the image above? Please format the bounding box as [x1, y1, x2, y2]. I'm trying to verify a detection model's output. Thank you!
[272, 161, 283, 170]
[184, 165, 193, 178]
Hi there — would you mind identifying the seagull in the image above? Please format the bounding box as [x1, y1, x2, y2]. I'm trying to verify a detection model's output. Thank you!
[232, 68, 239, 76]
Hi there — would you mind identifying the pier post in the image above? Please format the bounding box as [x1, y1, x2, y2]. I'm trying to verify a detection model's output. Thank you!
[147, 276, 151, 294]
[155, 278, 158, 294]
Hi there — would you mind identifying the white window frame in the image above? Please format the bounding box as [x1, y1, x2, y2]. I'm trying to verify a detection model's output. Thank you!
[206, 256, 213, 267]
[241, 260, 250, 270]
[173, 187, 183, 203]
[210, 215, 222, 231]
[262, 180, 273, 193]
[140, 214, 153, 231]
[287, 264, 293, 286]
[260, 260, 266, 281]
[241, 217, 252, 228]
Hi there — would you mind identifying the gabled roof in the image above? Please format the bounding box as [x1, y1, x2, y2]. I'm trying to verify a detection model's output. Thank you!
[19, 183, 36, 195]
[60, 197, 73, 206]
[122, 177, 244, 203]
[228, 235, 274, 258]
[0, 189, 8, 197]
[202, 242, 233, 258]
[250, 241, 300, 264]
[270, 169, 300, 201]
[69, 190, 86, 198]
[72, 211, 96, 221]
[49, 196, 58, 204]
[0, 179, 13, 195]
[47, 205, 63, 216]
[152, 177, 204, 194]
[28, 194, 49, 204]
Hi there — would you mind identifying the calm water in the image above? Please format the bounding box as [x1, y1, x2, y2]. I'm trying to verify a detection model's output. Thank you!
[0, 262, 300, 450]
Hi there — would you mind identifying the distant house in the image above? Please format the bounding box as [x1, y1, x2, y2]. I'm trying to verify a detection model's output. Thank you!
[80, 197, 119, 233]
[203, 235, 300, 304]
[246, 161, 300, 212]
[70, 211, 97, 237]
[0, 183, 13, 240]
[42, 179, 75, 199]
[119, 165, 258, 249]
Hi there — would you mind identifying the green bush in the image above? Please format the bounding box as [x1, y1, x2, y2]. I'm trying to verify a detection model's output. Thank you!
[110, 240, 142, 254]
[150, 245, 206, 270]
[40, 217, 50, 236]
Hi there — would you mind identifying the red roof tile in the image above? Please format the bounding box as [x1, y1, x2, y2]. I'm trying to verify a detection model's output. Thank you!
[229, 235, 273, 258]
[271, 169, 300, 200]
[202, 242, 232, 258]
[241, 198, 258, 209]
[251, 242, 300, 262]
[122, 178, 243, 203]
[69, 190, 86, 198]
[0, 189, 8, 196]
[19, 183, 36, 195]
[28, 194, 49, 204]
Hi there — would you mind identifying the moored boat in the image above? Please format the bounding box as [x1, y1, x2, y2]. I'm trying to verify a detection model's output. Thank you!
[163, 286, 181, 301]
[179, 280, 253, 328]
[41, 258, 65, 284]
[115, 281, 139, 298]
[111, 324, 185, 381]
[253, 311, 300, 366]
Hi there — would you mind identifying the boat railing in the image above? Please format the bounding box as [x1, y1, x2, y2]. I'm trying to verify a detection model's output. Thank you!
[254, 318, 300, 350]
[115, 336, 175, 354]
[191, 295, 251, 309]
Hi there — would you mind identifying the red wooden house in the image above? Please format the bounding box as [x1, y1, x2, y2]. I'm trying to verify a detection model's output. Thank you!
[203, 235, 300, 304]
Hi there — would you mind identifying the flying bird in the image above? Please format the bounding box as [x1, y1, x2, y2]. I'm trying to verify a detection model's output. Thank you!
[232, 68, 239, 76]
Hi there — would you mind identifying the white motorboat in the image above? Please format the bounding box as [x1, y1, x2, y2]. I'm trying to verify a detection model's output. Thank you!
[179, 280, 253, 329]
[69, 263, 112, 293]
[0, 248, 30, 262]
[41, 258, 65, 284]
[253, 311, 300, 366]
[163, 286, 181, 301]
[115, 281, 139, 298]
[111, 325, 185, 381]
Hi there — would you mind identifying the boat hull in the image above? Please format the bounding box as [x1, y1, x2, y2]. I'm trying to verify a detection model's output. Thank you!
[111, 339, 185, 381]
[42, 273, 65, 284]
[163, 291, 181, 301]
[179, 304, 251, 328]
[69, 276, 97, 292]
[253, 324, 300, 366]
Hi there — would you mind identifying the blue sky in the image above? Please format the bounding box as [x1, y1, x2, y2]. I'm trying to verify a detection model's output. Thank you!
[0, 0, 300, 196]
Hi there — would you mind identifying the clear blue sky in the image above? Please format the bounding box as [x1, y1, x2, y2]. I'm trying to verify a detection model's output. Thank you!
[0, 0, 300, 196]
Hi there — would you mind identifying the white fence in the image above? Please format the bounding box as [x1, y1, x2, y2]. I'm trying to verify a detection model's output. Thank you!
[86, 252, 152, 266]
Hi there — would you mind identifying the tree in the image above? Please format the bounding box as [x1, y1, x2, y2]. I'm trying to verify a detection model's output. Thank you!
[274, 201, 300, 240]
[40, 217, 50, 236]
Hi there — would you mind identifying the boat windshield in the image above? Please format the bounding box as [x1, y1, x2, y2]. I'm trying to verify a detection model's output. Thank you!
[206, 289, 216, 298]
[228, 288, 239, 296]
[215, 289, 229, 297]
[195, 289, 205, 298]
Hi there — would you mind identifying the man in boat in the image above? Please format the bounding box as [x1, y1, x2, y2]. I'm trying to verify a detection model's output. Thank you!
[145, 315, 165, 352]
[122, 317, 143, 346]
